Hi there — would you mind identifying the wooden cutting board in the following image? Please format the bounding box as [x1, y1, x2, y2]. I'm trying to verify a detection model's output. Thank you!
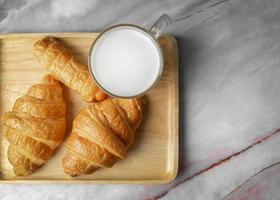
[0, 33, 178, 184]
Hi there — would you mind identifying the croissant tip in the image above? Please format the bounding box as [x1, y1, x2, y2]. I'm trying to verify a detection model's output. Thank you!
[33, 36, 58, 48]
[40, 36, 57, 42]
[94, 92, 108, 102]
[42, 74, 59, 84]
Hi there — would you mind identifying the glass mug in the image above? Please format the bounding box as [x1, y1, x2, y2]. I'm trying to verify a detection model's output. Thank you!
[88, 14, 171, 98]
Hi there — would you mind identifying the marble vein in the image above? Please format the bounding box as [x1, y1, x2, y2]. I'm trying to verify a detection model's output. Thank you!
[223, 160, 280, 199]
[155, 128, 280, 199]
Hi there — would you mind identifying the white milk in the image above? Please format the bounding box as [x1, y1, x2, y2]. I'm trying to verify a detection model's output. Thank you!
[90, 26, 161, 97]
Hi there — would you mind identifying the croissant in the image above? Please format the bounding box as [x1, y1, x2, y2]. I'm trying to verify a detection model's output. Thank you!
[63, 97, 145, 176]
[33, 36, 107, 102]
[1, 75, 67, 176]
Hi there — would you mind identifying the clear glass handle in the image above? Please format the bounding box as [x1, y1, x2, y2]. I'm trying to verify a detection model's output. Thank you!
[149, 14, 171, 39]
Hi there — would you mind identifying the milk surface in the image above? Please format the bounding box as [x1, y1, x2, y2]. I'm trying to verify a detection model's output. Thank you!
[90, 27, 161, 97]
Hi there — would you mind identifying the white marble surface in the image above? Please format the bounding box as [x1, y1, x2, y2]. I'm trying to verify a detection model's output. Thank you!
[1, 0, 280, 199]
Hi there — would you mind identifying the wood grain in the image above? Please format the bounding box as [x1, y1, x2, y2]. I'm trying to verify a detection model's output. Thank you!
[0, 33, 178, 184]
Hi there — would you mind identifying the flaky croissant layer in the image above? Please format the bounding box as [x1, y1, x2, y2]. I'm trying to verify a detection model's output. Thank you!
[63, 97, 145, 176]
[1, 75, 67, 176]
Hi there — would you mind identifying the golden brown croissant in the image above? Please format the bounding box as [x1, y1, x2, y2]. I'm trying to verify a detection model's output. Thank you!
[1, 75, 67, 176]
[63, 97, 145, 176]
[33, 36, 107, 102]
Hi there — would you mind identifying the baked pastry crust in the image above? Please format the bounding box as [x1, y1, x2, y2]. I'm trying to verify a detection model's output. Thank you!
[63, 97, 145, 176]
[1, 75, 67, 176]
